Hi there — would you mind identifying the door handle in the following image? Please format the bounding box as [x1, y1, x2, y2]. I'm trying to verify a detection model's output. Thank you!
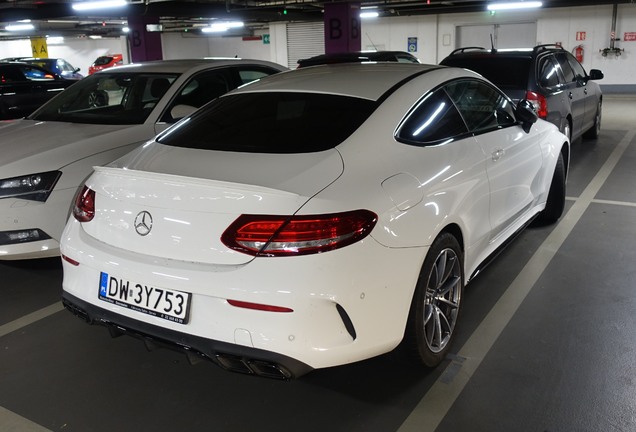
[584, 88, 588, 95]
[568, 92, 573, 99]
[492, 148, 505, 161]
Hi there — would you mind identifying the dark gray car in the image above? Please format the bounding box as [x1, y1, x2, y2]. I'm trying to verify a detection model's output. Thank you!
[440, 44, 603, 142]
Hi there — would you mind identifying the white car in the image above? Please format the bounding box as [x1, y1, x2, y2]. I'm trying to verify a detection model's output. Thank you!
[61, 63, 569, 379]
[0, 58, 287, 259]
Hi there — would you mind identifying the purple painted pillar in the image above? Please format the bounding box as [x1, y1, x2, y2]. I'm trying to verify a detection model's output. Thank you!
[127, 15, 163, 62]
[324, 3, 361, 54]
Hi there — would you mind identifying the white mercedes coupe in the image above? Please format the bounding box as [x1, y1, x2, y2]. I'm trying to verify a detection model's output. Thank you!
[60, 63, 569, 379]
[0, 59, 286, 259]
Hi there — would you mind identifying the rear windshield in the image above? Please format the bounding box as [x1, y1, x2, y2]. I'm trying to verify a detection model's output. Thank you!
[442, 57, 531, 89]
[94, 56, 114, 66]
[157, 92, 376, 153]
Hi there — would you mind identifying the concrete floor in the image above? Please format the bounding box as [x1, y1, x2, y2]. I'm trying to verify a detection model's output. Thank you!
[1, 95, 635, 432]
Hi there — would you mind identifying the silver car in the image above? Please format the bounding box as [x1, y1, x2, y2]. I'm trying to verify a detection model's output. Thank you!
[0, 58, 287, 259]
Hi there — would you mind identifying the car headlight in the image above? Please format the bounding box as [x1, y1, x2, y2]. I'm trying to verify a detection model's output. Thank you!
[0, 171, 62, 202]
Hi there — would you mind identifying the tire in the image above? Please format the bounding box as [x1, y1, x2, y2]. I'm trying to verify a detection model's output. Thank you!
[404, 232, 464, 367]
[583, 100, 602, 139]
[88, 90, 109, 107]
[536, 151, 566, 225]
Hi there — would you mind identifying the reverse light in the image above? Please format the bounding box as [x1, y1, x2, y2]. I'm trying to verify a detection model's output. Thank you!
[0, 171, 61, 202]
[73, 185, 95, 222]
[221, 210, 377, 257]
[525, 91, 548, 119]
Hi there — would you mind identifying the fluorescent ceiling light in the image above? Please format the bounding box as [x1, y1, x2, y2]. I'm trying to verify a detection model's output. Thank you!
[487, 1, 542, 11]
[5, 23, 35, 31]
[72, 0, 127, 11]
[202, 21, 244, 33]
[360, 11, 380, 18]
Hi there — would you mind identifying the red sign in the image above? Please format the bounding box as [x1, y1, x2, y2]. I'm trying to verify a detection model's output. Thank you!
[625, 32, 636, 42]
[575, 31, 586, 41]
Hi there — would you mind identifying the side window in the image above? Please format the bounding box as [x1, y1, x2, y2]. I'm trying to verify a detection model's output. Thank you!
[566, 53, 587, 80]
[555, 54, 575, 83]
[396, 88, 468, 146]
[539, 57, 560, 87]
[162, 70, 232, 123]
[446, 79, 516, 133]
[237, 67, 279, 85]
[19, 65, 55, 81]
[58, 59, 74, 73]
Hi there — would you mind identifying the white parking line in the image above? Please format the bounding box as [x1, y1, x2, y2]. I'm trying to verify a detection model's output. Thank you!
[0, 407, 53, 432]
[0, 305, 64, 432]
[0, 303, 64, 338]
[398, 129, 636, 432]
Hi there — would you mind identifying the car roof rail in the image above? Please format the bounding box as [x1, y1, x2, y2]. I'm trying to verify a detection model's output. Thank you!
[533, 44, 565, 54]
[448, 46, 489, 55]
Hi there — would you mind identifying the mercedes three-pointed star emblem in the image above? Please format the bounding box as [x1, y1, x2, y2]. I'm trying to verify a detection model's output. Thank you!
[134, 211, 153, 236]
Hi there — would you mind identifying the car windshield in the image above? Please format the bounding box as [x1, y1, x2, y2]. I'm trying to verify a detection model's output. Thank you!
[157, 92, 377, 153]
[29, 72, 179, 125]
[443, 57, 531, 90]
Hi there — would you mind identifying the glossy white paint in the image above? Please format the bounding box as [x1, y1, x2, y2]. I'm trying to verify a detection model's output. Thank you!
[0, 59, 286, 259]
[61, 63, 569, 371]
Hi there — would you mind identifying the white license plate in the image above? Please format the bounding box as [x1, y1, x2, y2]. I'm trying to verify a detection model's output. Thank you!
[98, 272, 191, 324]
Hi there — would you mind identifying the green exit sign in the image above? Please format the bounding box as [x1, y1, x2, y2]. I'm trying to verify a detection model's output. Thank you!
[263, 34, 270, 44]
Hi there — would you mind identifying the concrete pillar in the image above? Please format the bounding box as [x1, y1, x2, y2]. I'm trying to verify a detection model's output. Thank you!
[323, 3, 361, 54]
[127, 15, 163, 62]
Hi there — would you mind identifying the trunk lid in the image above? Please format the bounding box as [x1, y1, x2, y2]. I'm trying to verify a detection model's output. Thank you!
[82, 145, 344, 265]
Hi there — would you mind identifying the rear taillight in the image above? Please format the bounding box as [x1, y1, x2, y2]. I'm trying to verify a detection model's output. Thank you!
[525, 91, 548, 119]
[221, 210, 377, 257]
[73, 185, 95, 222]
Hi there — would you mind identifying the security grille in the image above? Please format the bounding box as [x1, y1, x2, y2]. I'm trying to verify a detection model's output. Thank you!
[286, 21, 324, 69]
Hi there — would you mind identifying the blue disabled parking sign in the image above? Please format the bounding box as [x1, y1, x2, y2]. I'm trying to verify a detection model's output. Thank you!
[408, 37, 418, 53]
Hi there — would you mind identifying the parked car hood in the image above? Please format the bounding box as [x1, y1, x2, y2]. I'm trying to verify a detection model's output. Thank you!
[0, 119, 151, 178]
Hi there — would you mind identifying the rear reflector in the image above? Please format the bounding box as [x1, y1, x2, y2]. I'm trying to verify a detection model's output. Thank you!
[62, 254, 80, 266]
[221, 209, 377, 257]
[227, 299, 293, 313]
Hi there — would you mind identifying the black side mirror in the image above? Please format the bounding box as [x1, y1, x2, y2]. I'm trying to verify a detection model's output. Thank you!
[589, 69, 604, 80]
[516, 99, 538, 133]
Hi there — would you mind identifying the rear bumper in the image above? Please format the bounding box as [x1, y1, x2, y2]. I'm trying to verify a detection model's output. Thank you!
[62, 291, 313, 379]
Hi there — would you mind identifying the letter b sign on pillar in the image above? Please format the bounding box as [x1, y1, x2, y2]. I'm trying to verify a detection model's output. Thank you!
[324, 3, 361, 54]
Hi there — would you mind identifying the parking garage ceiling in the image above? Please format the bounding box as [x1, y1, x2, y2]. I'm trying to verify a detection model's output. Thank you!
[0, 0, 633, 39]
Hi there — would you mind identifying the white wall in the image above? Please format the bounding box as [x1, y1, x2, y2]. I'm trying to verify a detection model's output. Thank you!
[362, 4, 634, 86]
[161, 29, 272, 61]
[361, 15, 439, 64]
